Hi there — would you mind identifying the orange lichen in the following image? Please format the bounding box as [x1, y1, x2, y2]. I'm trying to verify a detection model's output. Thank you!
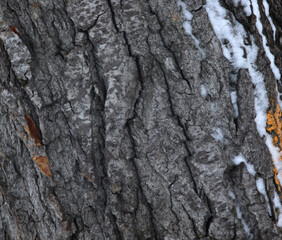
[24, 114, 42, 147]
[273, 135, 279, 145]
[34, 156, 52, 177]
[267, 102, 282, 191]
[266, 103, 282, 149]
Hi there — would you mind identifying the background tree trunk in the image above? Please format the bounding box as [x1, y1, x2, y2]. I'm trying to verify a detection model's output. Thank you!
[0, 0, 282, 239]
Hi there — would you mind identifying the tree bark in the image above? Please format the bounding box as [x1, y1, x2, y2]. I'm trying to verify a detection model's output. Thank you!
[0, 0, 282, 239]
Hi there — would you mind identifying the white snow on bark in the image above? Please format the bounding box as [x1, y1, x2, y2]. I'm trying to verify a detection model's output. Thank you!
[233, 155, 272, 217]
[236, 205, 254, 239]
[251, 0, 280, 80]
[211, 127, 224, 143]
[251, 0, 282, 109]
[203, 0, 252, 119]
[230, 91, 239, 118]
[229, 190, 253, 239]
[233, 0, 252, 16]
[262, 0, 276, 41]
[205, 0, 280, 225]
[232, 155, 256, 176]
[200, 84, 208, 98]
[256, 178, 272, 216]
[178, 0, 206, 59]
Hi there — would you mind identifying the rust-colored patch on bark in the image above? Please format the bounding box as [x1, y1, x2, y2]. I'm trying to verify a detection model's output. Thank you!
[266, 101, 282, 191]
[34, 156, 52, 177]
[65, 222, 71, 232]
[24, 114, 42, 147]
[9, 26, 18, 34]
[33, 2, 38, 9]
[82, 172, 94, 182]
[172, 14, 178, 22]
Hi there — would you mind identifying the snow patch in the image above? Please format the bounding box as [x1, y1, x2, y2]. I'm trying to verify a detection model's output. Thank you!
[233, 0, 252, 16]
[200, 84, 207, 98]
[251, 0, 280, 80]
[232, 155, 256, 176]
[262, 0, 276, 41]
[203, 0, 251, 118]
[205, 1, 269, 131]
[211, 127, 224, 143]
[229, 189, 253, 239]
[230, 91, 239, 118]
[178, 0, 206, 59]
[256, 178, 272, 216]
[228, 190, 236, 199]
[205, 1, 282, 226]
[236, 205, 254, 239]
[233, 155, 272, 216]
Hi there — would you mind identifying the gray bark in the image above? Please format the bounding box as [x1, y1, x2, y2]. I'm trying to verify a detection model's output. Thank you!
[0, 0, 281, 239]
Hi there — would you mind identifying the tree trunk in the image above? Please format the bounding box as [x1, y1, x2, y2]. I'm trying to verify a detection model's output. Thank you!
[0, 0, 282, 239]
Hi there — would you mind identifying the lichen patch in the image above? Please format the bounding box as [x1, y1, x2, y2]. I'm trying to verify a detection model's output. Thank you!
[266, 102, 282, 191]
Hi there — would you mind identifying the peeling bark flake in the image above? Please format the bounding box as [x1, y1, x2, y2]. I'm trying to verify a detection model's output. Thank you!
[34, 156, 52, 177]
[24, 114, 42, 147]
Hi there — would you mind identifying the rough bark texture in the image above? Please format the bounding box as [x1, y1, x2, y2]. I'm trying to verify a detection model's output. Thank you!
[0, 0, 282, 239]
